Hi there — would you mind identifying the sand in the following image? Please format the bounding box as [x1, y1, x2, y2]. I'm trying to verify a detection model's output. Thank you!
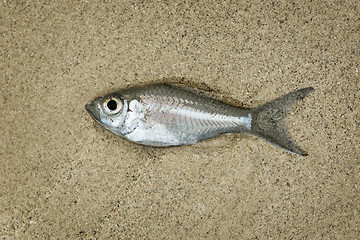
[1, 1, 359, 239]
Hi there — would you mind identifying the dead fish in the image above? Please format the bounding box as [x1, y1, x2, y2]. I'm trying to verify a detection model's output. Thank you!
[86, 83, 314, 155]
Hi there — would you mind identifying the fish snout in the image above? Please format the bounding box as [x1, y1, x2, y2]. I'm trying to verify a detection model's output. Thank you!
[85, 100, 101, 121]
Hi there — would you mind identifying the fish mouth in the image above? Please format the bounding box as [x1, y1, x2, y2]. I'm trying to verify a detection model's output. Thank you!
[85, 100, 101, 122]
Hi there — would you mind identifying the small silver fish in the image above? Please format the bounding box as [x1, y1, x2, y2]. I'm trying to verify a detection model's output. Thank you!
[86, 83, 313, 155]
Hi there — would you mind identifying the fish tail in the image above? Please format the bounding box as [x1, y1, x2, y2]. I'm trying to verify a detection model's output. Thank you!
[249, 87, 314, 156]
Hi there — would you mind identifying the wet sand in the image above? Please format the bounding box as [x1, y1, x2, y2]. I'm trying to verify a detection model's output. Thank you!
[1, 1, 359, 238]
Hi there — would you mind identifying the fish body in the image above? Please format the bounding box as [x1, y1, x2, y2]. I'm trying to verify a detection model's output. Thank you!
[86, 83, 313, 155]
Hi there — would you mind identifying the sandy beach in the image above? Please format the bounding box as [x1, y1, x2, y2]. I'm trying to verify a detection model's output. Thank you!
[1, 1, 359, 238]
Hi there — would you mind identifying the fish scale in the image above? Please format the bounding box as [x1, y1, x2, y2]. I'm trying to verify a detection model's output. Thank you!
[129, 86, 251, 144]
[143, 94, 240, 136]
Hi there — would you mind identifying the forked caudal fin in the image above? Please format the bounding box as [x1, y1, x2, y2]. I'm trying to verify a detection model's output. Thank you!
[249, 87, 314, 156]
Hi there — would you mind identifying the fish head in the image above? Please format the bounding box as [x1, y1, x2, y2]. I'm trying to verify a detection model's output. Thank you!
[85, 94, 129, 134]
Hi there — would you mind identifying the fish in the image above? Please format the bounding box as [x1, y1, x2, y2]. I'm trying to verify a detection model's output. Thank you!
[85, 83, 314, 155]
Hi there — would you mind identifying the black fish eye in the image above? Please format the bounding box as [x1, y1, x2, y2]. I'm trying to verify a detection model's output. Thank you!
[103, 97, 122, 115]
[107, 99, 117, 111]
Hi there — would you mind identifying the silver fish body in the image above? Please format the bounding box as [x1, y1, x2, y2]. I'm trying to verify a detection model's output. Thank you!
[86, 83, 314, 155]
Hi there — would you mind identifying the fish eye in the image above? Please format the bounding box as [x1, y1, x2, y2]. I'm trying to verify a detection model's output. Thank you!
[107, 99, 117, 110]
[103, 97, 122, 115]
